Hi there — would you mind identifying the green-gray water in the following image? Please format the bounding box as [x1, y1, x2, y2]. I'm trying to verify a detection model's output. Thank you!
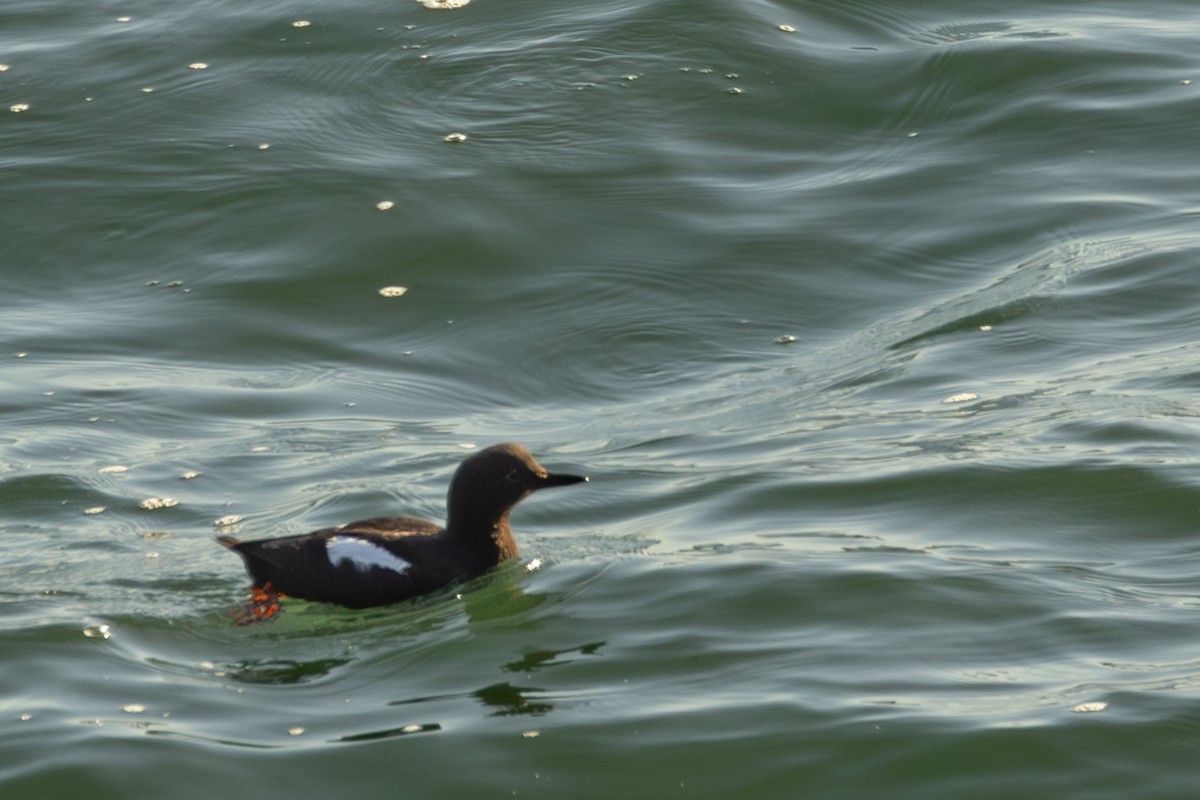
[3, 1, 1200, 797]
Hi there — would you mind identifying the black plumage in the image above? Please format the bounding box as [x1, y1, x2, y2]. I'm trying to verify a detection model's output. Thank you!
[218, 443, 587, 611]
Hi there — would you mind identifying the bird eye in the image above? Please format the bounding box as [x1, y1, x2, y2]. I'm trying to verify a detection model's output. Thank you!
[505, 469, 522, 483]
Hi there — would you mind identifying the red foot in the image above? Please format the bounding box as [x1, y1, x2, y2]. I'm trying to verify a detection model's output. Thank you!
[233, 582, 284, 625]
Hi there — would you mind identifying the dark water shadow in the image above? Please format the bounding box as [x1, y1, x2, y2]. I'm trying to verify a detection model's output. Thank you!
[224, 656, 352, 685]
[385, 640, 606, 719]
[388, 681, 554, 717]
[334, 722, 442, 743]
[502, 640, 605, 673]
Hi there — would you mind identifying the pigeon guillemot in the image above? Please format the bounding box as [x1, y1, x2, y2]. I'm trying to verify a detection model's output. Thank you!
[217, 443, 587, 619]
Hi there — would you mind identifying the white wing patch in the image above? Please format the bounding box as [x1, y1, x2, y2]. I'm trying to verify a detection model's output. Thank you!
[325, 536, 412, 575]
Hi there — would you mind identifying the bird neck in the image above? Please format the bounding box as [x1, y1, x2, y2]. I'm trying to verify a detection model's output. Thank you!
[445, 506, 520, 562]
[490, 515, 519, 561]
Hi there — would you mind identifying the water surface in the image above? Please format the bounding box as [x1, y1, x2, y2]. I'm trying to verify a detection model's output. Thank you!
[3, 0, 1200, 797]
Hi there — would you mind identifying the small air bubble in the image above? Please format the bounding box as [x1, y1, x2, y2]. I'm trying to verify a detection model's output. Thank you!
[139, 497, 179, 510]
[1071, 701, 1108, 713]
[941, 392, 978, 404]
[83, 624, 112, 639]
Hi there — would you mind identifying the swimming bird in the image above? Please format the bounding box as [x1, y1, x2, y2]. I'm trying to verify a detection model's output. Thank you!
[217, 443, 587, 619]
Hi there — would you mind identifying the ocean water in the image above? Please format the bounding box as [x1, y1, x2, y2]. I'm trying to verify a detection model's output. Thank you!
[3, 0, 1200, 796]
